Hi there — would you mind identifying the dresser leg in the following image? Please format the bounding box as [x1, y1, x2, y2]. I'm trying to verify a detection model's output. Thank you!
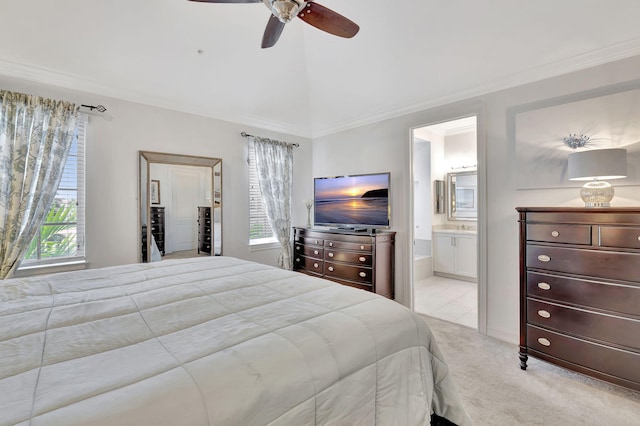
[519, 351, 528, 370]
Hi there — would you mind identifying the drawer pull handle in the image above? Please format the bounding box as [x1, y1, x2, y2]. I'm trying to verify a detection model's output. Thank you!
[313, 250, 319, 255]
[315, 240, 319, 244]
[328, 266, 334, 272]
[537, 310, 551, 319]
[329, 242, 333, 246]
[296, 246, 300, 250]
[313, 263, 319, 268]
[359, 256, 366, 262]
[537, 254, 551, 262]
[537, 282, 551, 290]
[360, 245, 365, 250]
[295, 258, 300, 262]
[637, 236, 640, 242]
[537, 338, 551, 347]
[551, 230, 559, 237]
[328, 252, 334, 257]
[359, 272, 367, 278]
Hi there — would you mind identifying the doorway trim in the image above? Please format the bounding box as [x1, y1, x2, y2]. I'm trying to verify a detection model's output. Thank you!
[407, 102, 487, 335]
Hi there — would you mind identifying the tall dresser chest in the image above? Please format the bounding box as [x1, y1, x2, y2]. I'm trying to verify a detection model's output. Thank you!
[517, 207, 640, 391]
[197, 206, 212, 255]
[150, 206, 165, 256]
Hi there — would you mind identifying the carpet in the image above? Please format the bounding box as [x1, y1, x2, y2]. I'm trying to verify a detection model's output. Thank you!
[421, 315, 640, 425]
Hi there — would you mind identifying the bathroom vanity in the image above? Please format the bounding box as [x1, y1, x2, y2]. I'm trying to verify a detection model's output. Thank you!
[432, 228, 477, 281]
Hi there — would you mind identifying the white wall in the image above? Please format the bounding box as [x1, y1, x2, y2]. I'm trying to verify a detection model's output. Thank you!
[313, 55, 640, 343]
[5, 55, 640, 344]
[1, 75, 313, 270]
[413, 139, 432, 243]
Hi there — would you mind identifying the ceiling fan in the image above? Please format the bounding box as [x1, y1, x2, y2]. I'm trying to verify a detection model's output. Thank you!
[189, 0, 360, 48]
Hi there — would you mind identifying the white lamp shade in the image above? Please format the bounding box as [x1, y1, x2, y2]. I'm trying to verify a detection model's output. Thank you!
[568, 149, 627, 181]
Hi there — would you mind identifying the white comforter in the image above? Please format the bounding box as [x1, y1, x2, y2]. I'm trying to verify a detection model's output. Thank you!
[0, 256, 470, 426]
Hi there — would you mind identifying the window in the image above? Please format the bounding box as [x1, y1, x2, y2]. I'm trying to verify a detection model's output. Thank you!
[20, 117, 86, 267]
[248, 142, 277, 245]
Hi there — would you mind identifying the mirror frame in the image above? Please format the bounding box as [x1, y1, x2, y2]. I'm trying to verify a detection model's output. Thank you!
[139, 151, 222, 262]
[446, 170, 477, 221]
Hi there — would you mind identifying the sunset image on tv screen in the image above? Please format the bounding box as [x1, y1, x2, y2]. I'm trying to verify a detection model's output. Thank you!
[314, 174, 389, 226]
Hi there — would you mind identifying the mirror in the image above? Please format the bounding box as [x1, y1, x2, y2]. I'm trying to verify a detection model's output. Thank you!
[139, 151, 222, 262]
[434, 179, 445, 214]
[447, 170, 477, 221]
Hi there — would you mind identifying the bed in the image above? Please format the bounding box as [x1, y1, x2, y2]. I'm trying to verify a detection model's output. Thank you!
[0, 256, 470, 425]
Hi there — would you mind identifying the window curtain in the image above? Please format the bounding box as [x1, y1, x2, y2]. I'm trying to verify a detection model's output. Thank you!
[0, 90, 79, 279]
[252, 136, 294, 270]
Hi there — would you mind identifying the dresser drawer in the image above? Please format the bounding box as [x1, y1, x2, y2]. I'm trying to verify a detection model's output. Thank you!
[527, 325, 640, 386]
[527, 224, 591, 245]
[599, 226, 640, 249]
[295, 236, 324, 247]
[198, 241, 212, 252]
[527, 299, 640, 350]
[324, 250, 372, 265]
[199, 208, 211, 218]
[527, 271, 640, 316]
[294, 243, 323, 259]
[325, 240, 372, 252]
[526, 245, 640, 282]
[293, 255, 324, 275]
[324, 262, 372, 284]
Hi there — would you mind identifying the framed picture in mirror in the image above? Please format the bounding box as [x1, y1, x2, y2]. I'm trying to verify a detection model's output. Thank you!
[151, 180, 161, 205]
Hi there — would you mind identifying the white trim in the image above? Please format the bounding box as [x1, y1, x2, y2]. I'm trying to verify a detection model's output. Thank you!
[13, 258, 87, 277]
[408, 103, 488, 335]
[3, 38, 640, 138]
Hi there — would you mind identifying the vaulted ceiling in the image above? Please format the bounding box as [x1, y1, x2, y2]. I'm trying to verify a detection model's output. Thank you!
[2, 0, 640, 137]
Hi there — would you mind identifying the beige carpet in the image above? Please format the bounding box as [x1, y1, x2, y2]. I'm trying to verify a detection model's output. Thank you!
[421, 315, 640, 425]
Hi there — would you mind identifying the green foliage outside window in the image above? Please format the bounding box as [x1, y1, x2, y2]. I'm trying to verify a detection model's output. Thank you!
[24, 203, 77, 260]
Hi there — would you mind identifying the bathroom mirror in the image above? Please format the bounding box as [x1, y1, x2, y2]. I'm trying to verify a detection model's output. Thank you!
[434, 180, 445, 214]
[447, 170, 477, 221]
[139, 151, 222, 262]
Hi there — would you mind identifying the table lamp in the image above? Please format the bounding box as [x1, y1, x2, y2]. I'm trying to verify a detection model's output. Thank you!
[568, 148, 627, 207]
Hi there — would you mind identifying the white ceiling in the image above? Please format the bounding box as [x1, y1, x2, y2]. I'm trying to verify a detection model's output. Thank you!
[2, 0, 640, 138]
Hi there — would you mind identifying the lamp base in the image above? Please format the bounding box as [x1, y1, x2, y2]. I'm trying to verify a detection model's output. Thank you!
[580, 180, 614, 207]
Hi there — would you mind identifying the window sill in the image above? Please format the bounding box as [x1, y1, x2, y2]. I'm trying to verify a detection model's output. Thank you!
[15, 258, 87, 277]
[249, 238, 280, 252]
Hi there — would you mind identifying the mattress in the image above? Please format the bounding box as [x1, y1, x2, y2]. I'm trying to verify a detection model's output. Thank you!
[0, 256, 470, 425]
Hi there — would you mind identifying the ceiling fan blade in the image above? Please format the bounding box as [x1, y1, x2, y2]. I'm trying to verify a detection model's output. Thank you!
[188, 0, 261, 3]
[297, 1, 359, 38]
[262, 15, 286, 48]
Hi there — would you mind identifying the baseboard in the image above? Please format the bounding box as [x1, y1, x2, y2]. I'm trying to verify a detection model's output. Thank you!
[487, 327, 518, 345]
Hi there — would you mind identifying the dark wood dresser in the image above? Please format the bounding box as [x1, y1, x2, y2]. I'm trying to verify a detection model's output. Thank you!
[292, 227, 395, 299]
[517, 207, 640, 391]
[197, 206, 212, 254]
[150, 206, 165, 256]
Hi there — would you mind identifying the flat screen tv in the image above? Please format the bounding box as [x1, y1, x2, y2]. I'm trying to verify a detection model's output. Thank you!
[314, 172, 390, 229]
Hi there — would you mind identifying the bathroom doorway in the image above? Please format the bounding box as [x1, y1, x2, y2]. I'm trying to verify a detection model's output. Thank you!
[411, 116, 478, 329]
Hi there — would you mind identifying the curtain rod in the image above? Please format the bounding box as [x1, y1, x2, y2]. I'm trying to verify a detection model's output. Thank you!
[241, 131, 299, 147]
[80, 104, 107, 112]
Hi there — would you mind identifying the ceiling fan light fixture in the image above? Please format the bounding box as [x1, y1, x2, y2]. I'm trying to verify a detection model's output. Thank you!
[265, 0, 304, 23]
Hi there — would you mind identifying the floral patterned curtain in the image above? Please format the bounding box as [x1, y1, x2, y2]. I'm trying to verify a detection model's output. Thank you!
[253, 136, 294, 270]
[0, 90, 78, 279]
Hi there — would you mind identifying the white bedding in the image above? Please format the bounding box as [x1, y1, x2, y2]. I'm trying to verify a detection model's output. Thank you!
[0, 256, 470, 425]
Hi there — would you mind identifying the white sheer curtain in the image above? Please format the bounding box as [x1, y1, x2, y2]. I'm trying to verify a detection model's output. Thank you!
[0, 90, 78, 279]
[252, 136, 294, 270]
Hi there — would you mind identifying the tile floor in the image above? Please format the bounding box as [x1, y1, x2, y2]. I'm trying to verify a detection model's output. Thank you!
[414, 275, 478, 329]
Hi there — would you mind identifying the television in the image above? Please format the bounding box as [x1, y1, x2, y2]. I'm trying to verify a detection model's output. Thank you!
[314, 172, 390, 229]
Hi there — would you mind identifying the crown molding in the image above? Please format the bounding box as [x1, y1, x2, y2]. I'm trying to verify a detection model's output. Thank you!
[3, 36, 640, 140]
[0, 59, 312, 138]
[312, 37, 640, 138]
